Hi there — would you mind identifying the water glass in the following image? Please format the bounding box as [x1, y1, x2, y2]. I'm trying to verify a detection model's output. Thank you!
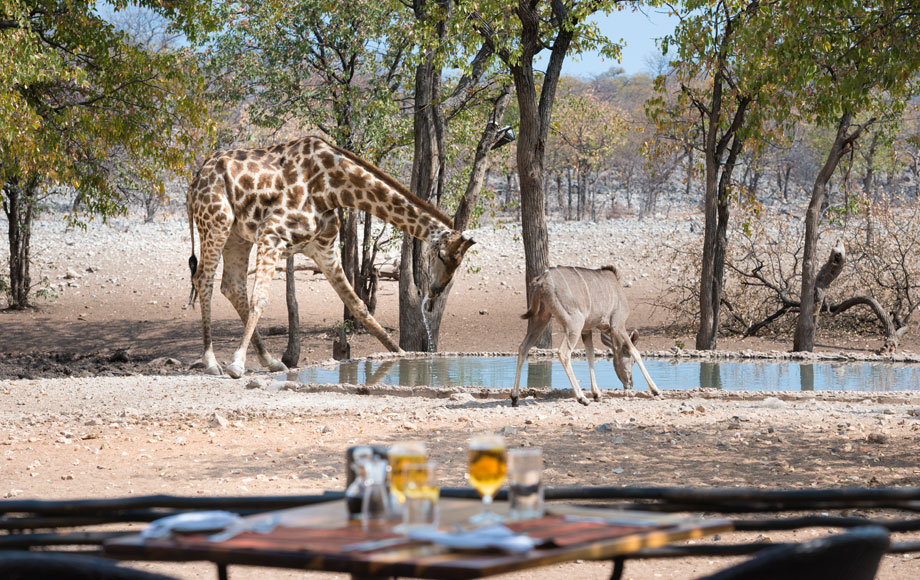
[507, 448, 544, 520]
[360, 457, 391, 531]
[402, 461, 440, 531]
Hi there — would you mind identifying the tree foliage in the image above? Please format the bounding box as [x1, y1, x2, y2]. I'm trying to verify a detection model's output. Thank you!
[0, 0, 213, 216]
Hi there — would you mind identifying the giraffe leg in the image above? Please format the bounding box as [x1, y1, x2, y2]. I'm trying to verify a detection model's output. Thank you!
[226, 235, 285, 379]
[582, 331, 602, 402]
[220, 230, 288, 374]
[309, 242, 404, 354]
[192, 219, 230, 375]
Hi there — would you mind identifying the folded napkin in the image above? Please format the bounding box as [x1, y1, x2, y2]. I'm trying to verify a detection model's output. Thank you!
[408, 525, 538, 554]
[141, 511, 243, 539]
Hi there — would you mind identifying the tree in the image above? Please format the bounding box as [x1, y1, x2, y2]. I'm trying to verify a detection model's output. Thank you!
[473, 0, 627, 347]
[652, 0, 779, 350]
[208, 0, 410, 330]
[0, 0, 211, 308]
[778, 0, 920, 351]
[399, 0, 512, 352]
[550, 81, 624, 221]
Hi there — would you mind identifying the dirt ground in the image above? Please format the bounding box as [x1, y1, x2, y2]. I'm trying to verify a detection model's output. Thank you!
[2, 210, 920, 579]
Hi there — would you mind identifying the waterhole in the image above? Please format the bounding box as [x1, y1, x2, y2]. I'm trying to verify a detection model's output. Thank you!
[283, 356, 920, 392]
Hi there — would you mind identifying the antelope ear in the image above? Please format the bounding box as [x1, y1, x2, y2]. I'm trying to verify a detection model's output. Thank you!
[629, 329, 639, 346]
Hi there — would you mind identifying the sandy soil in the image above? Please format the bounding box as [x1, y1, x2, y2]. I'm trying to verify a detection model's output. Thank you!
[2, 209, 920, 579]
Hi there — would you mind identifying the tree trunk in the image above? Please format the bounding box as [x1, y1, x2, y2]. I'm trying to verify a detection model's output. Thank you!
[509, 0, 573, 349]
[399, 20, 509, 351]
[794, 112, 860, 352]
[281, 255, 301, 368]
[2, 176, 38, 310]
[695, 89, 723, 350]
[695, 70, 749, 350]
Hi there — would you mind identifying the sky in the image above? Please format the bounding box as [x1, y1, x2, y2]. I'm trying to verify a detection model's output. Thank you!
[547, 6, 681, 79]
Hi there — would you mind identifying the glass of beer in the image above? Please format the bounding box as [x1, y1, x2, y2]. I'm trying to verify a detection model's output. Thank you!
[402, 461, 440, 531]
[388, 441, 428, 512]
[467, 433, 507, 523]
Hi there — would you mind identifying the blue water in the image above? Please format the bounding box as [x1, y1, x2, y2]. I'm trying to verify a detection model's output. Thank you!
[283, 356, 920, 392]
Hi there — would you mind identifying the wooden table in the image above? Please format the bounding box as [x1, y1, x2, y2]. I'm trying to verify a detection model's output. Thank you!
[104, 499, 732, 579]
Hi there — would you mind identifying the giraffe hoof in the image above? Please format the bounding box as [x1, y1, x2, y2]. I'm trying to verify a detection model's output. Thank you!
[202, 365, 223, 376]
[593, 393, 602, 402]
[225, 363, 245, 379]
[577, 397, 591, 406]
[266, 360, 288, 373]
[510, 397, 519, 408]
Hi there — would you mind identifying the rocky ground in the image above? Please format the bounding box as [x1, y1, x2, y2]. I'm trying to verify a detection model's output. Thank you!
[2, 209, 920, 579]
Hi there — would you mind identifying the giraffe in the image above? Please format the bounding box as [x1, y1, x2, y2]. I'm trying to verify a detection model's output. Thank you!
[186, 135, 475, 378]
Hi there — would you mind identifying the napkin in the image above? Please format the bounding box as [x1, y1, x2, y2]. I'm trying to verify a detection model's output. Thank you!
[408, 525, 538, 554]
[141, 511, 243, 539]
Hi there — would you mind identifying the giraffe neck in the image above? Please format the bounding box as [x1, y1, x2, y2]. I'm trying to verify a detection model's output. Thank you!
[313, 138, 454, 241]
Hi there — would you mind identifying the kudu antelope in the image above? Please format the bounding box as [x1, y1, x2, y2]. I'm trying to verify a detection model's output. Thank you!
[511, 265, 661, 406]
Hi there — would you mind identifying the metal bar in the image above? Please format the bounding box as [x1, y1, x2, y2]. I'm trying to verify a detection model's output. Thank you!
[732, 516, 920, 532]
[0, 492, 343, 516]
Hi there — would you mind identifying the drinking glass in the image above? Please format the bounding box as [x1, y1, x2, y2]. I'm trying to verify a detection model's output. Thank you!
[507, 448, 544, 520]
[402, 461, 440, 531]
[467, 433, 507, 524]
[388, 441, 428, 515]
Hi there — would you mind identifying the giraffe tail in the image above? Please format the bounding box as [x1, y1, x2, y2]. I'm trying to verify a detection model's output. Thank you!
[187, 201, 199, 308]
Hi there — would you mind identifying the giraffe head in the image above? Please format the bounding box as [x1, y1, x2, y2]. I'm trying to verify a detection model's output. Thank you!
[427, 230, 475, 310]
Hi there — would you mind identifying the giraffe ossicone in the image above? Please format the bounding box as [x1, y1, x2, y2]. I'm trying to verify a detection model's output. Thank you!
[186, 136, 475, 378]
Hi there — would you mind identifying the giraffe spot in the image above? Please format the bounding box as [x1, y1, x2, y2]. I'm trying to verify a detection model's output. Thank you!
[251, 149, 265, 159]
[318, 151, 335, 169]
[349, 170, 369, 190]
[239, 174, 254, 191]
[283, 160, 299, 185]
[239, 195, 257, 218]
[247, 161, 259, 173]
[287, 185, 305, 209]
[340, 189, 354, 206]
[261, 192, 281, 208]
[285, 215, 311, 233]
[357, 201, 373, 213]
[253, 207, 266, 222]
[308, 174, 325, 195]
[329, 170, 345, 190]
[274, 176, 284, 191]
[215, 158, 227, 173]
[374, 182, 393, 202]
[302, 158, 319, 176]
[313, 198, 330, 213]
[257, 173, 274, 190]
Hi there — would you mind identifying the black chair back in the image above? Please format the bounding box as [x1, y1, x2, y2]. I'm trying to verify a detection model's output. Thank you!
[697, 525, 890, 580]
[0, 551, 179, 580]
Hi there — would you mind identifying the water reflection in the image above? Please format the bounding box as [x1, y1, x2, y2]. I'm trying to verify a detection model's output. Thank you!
[284, 356, 920, 392]
[699, 362, 722, 390]
[800, 364, 815, 392]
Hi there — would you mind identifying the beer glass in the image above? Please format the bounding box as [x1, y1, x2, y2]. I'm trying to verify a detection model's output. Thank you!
[467, 433, 507, 523]
[388, 441, 427, 514]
